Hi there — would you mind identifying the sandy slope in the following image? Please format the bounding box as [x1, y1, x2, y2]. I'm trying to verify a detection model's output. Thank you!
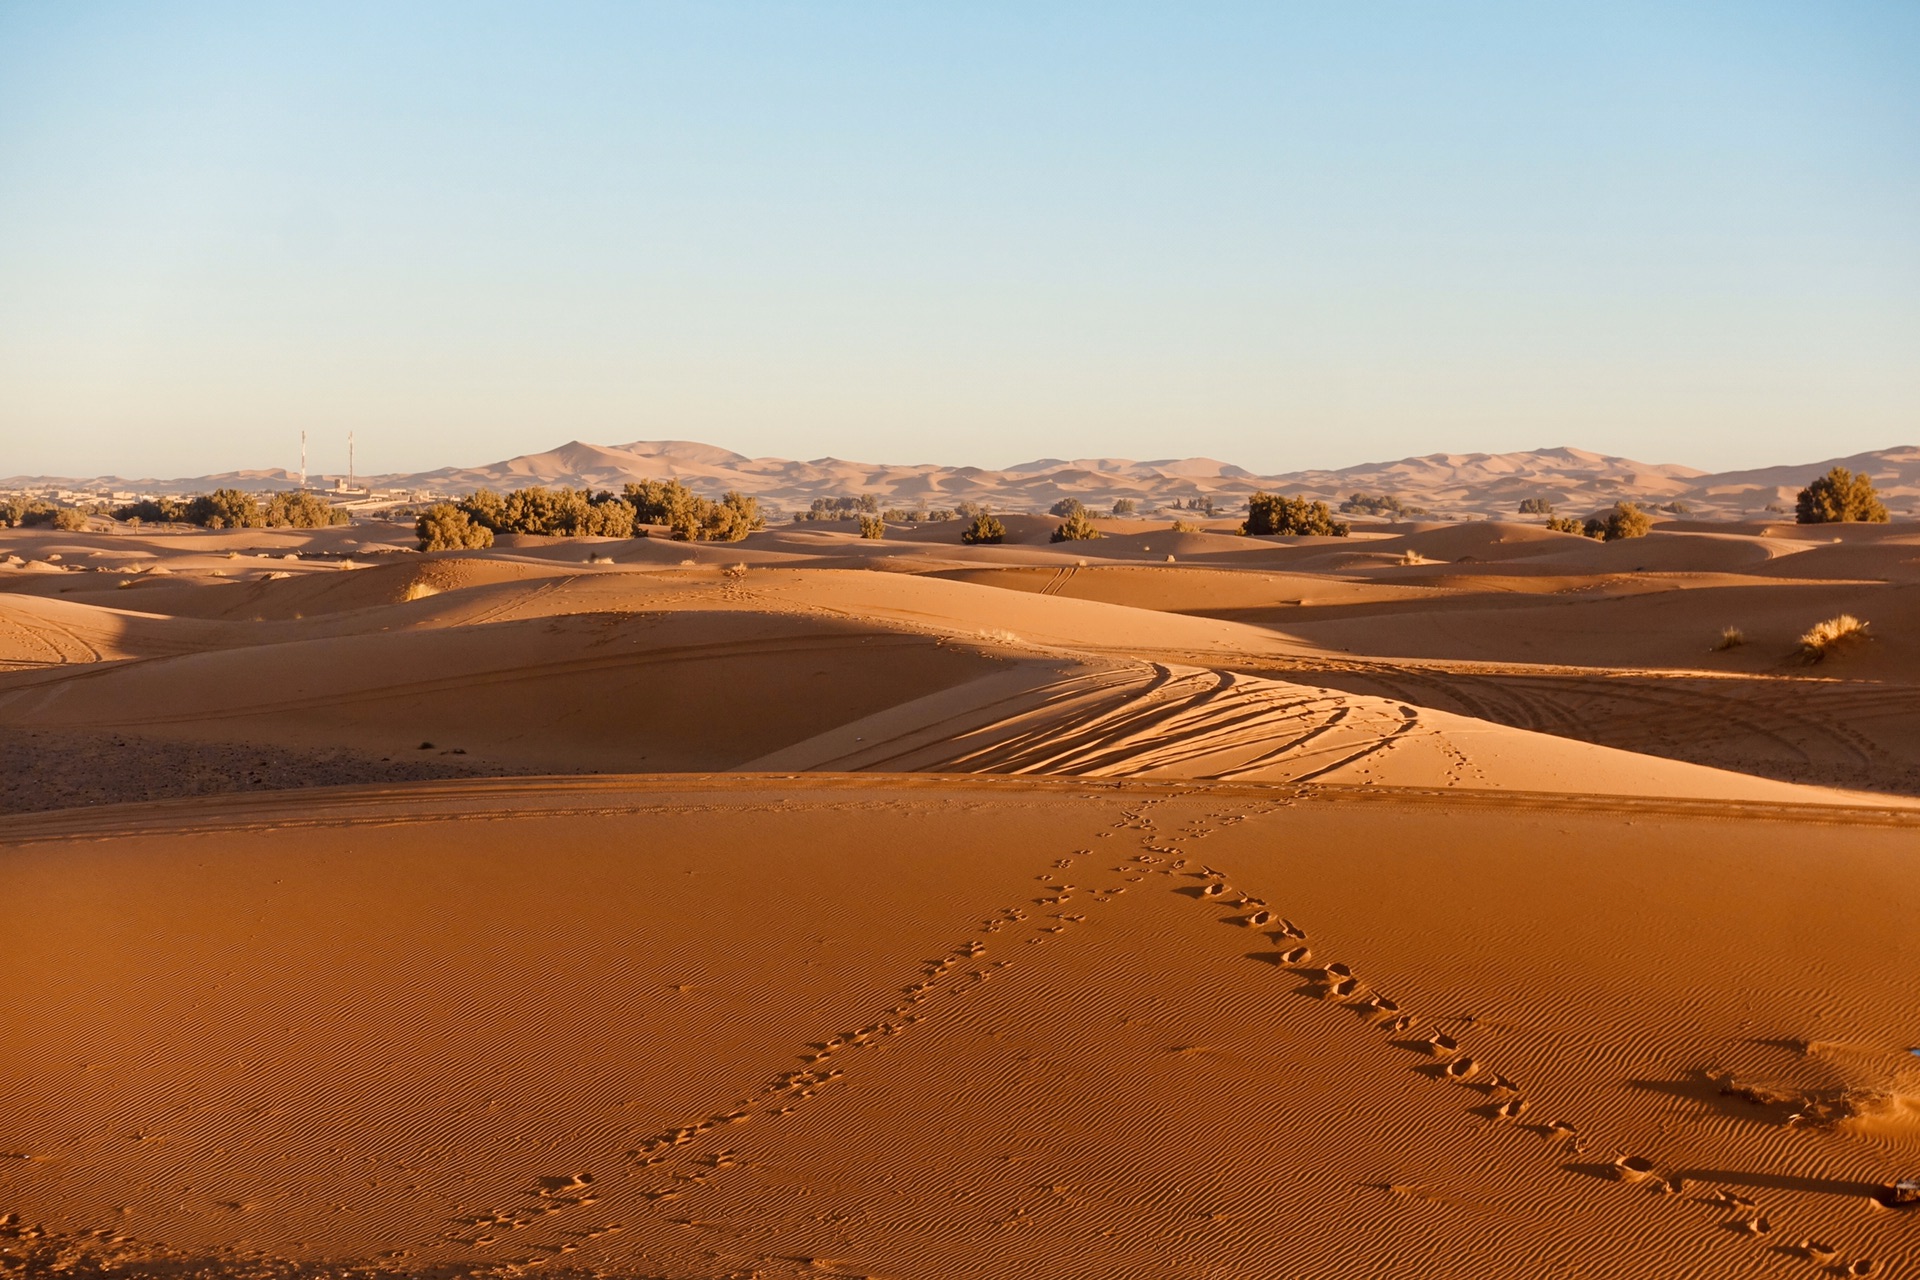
[4, 777, 1917, 1279]
[4, 522, 1920, 1280]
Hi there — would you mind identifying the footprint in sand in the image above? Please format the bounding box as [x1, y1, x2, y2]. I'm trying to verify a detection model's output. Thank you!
[1611, 1154, 1660, 1184]
[1443, 1056, 1480, 1080]
[1280, 946, 1313, 964]
[1423, 1032, 1461, 1056]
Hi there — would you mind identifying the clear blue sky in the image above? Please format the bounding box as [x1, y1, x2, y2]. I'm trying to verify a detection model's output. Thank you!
[2, 2, 1915, 479]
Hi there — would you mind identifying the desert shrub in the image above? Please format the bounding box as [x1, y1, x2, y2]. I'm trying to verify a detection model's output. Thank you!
[1174, 495, 1218, 515]
[2, 499, 54, 527]
[1796, 467, 1889, 524]
[1170, 519, 1203, 534]
[263, 491, 349, 528]
[416, 504, 494, 551]
[111, 496, 188, 524]
[1243, 493, 1349, 537]
[927, 507, 956, 521]
[186, 488, 264, 530]
[1660, 500, 1693, 515]
[955, 500, 984, 518]
[623, 481, 761, 541]
[1110, 498, 1137, 517]
[461, 486, 635, 537]
[1049, 497, 1087, 518]
[795, 495, 879, 522]
[696, 491, 764, 542]
[960, 513, 1005, 545]
[1582, 502, 1652, 542]
[51, 507, 89, 531]
[1340, 493, 1425, 517]
[1544, 515, 1584, 534]
[723, 562, 748, 579]
[1798, 614, 1869, 662]
[1050, 510, 1102, 542]
[1713, 626, 1745, 651]
[1517, 497, 1555, 515]
[858, 514, 886, 539]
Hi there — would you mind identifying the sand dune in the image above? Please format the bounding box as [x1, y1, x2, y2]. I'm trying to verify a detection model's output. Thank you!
[5, 777, 1918, 1278]
[4, 517, 1918, 1279]
[23, 437, 1919, 521]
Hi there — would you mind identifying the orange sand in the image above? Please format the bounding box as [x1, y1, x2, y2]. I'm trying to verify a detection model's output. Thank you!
[3, 519, 1918, 1278]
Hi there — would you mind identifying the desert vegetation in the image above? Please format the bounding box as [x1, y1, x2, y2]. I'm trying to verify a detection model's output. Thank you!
[1798, 614, 1870, 662]
[445, 482, 762, 543]
[1518, 497, 1555, 515]
[1544, 515, 1584, 534]
[1050, 509, 1103, 542]
[108, 489, 349, 529]
[858, 514, 886, 539]
[1110, 498, 1137, 517]
[1340, 492, 1425, 517]
[1582, 502, 1653, 541]
[960, 513, 1006, 545]
[416, 504, 496, 552]
[1713, 626, 1745, 651]
[0, 499, 92, 530]
[1243, 493, 1350, 537]
[793, 495, 879, 522]
[1796, 467, 1889, 524]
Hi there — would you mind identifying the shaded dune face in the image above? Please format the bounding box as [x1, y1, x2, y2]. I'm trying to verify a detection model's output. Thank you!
[3, 522, 1919, 1279]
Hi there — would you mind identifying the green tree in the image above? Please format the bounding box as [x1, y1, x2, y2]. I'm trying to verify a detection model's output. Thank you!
[1050, 510, 1103, 542]
[186, 488, 264, 529]
[416, 504, 495, 551]
[960, 513, 1006, 545]
[263, 491, 350, 528]
[1243, 493, 1349, 537]
[1582, 502, 1653, 541]
[1796, 467, 1889, 524]
[111, 497, 187, 524]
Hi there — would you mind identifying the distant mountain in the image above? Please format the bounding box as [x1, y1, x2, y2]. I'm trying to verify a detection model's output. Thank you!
[7, 441, 1917, 520]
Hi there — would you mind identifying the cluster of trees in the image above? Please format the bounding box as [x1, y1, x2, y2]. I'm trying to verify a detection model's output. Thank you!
[791, 496, 958, 525]
[1517, 497, 1555, 515]
[1171, 496, 1218, 515]
[112, 489, 349, 530]
[416, 482, 764, 551]
[0, 498, 90, 530]
[2, 498, 81, 529]
[1580, 503, 1653, 541]
[1797, 467, 1888, 524]
[1242, 493, 1351, 537]
[793, 495, 879, 521]
[1340, 493, 1427, 517]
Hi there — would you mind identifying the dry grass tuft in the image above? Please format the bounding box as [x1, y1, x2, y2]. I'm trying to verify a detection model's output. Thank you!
[1798, 614, 1868, 662]
[1712, 626, 1745, 651]
[723, 562, 749, 580]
